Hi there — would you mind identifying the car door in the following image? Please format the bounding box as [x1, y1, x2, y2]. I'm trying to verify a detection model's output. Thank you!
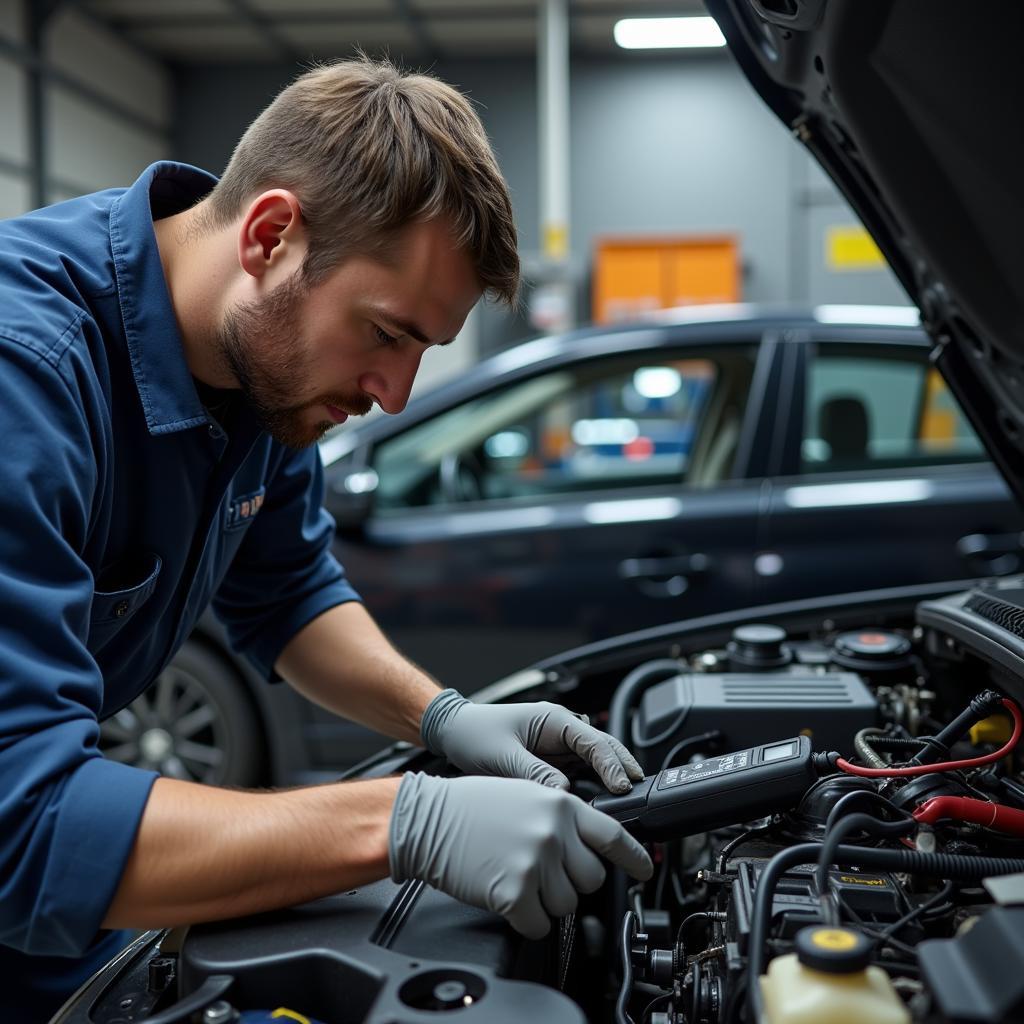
[332, 335, 773, 692]
[755, 330, 1024, 606]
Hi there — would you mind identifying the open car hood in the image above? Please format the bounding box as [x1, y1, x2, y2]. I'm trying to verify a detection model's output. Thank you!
[705, 0, 1024, 506]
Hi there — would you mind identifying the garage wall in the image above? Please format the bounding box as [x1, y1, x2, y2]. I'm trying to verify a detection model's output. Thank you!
[174, 51, 908, 350]
[0, 2, 171, 213]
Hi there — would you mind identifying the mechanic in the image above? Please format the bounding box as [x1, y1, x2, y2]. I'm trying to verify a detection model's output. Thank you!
[0, 57, 652, 1021]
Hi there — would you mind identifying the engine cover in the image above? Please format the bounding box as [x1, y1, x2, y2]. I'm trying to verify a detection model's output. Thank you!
[634, 668, 877, 769]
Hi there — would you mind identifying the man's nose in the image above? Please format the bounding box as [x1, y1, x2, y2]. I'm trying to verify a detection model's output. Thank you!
[363, 348, 423, 416]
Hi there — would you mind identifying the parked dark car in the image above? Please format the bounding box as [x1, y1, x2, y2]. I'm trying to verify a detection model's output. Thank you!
[100, 305, 1022, 786]
[70, 4, 1024, 1024]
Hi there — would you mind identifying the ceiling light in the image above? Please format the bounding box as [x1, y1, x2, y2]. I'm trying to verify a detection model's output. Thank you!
[614, 16, 726, 50]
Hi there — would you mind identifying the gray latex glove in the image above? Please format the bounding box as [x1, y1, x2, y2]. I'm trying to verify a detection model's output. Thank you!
[389, 771, 653, 938]
[421, 689, 645, 794]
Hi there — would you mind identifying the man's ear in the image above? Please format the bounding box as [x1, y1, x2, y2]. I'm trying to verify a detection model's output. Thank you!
[237, 190, 306, 280]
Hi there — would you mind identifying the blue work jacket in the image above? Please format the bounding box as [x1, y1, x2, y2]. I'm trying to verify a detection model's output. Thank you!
[0, 162, 360, 1018]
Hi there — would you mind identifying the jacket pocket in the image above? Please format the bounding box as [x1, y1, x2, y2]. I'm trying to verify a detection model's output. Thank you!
[89, 552, 163, 646]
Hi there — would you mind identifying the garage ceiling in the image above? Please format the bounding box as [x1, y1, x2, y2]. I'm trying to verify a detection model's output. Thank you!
[78, 0, 711, 63]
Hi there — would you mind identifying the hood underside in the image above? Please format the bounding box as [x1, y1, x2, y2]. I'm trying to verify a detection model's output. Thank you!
[706, 0, 1024, 507]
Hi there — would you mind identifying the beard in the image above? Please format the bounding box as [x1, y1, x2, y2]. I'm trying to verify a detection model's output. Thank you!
[216, 273, 373, 449]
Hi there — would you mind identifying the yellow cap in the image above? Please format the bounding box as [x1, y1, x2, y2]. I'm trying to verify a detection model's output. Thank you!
[796, 926, 872, 973]
[969, 715, 1013, 745]
[809, 929, 860, 951]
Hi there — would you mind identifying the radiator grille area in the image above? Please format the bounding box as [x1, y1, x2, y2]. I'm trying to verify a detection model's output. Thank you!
[966, 593, 1024, 641]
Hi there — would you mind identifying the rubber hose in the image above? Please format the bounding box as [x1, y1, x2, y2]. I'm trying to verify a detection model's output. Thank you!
[815, 812, 916, 898]
[866, 736, 948, 751]
[909, 688, 1003, 766]
[853, 728, 889, 768]
[615, 910, 638, 1024]
[607, 659, 684, 744]
[607, 658, 685, 935]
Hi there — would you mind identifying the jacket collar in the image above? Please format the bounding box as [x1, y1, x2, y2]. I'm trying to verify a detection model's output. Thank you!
[109, 161, 218, 435]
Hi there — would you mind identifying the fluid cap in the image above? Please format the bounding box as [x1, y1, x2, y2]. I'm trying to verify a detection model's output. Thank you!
[795, 926, 872, 974]
[831, 630, 913, 671]
[727, 623, 791, 670]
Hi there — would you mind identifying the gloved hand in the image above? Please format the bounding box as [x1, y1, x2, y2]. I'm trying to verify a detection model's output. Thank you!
[389, 772, 653, 938]
[421, 689, 645, 794]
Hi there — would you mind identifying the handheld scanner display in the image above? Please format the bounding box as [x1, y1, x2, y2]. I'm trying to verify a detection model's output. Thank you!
[591, 736, 819, 841]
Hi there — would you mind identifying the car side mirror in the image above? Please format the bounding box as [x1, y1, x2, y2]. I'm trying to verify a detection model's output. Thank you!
[327, 468, 379, 529]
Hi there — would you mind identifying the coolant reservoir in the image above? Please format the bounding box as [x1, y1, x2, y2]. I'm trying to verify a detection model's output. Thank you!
[759, 926, 910, 1024]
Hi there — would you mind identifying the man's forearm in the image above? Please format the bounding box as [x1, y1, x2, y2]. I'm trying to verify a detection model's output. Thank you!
[274, 602, 442, 744]
[103, 774, 401, 929]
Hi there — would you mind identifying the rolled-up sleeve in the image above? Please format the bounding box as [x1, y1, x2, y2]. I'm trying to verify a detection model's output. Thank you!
[0, 333, 158, 957]
[212, 444, 361, 680]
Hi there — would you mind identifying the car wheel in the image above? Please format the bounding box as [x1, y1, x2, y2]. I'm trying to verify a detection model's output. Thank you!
[99, 641, 267, 787]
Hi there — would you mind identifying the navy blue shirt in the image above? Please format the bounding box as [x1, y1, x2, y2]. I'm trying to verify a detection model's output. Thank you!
[0, 162, 360, 1017]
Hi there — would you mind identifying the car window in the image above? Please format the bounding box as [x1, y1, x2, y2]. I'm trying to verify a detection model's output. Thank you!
[373, 346, 757, 511]
[801, 346, 986, 474]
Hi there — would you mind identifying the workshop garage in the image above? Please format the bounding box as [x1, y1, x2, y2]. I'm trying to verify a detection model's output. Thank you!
[3, 2, 1024, 1022]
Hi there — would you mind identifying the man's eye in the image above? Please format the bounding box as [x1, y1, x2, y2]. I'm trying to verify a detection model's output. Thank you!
[374, 325, 399, 346]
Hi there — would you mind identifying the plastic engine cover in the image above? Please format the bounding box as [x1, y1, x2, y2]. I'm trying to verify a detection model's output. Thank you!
[634, 669, 877, 768]
[178, 877, 585, 1023]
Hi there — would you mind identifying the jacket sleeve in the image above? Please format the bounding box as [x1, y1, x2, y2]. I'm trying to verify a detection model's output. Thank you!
[0, 330, 158, 957]
[212, 443, 362, 680]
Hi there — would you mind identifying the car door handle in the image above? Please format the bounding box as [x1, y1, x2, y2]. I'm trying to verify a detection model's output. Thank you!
[619, 554, 712, 581]
[618, 554, 712, 598]
[957, 532, 1024, 576]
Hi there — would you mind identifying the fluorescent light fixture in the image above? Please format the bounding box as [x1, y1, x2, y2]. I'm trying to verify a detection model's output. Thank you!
[583, 497, 683, 524]
[614, 17, 726, 50]
[784, 479, 933, 509]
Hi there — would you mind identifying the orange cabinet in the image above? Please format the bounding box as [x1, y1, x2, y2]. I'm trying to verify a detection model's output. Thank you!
[593, 235, 740, 324]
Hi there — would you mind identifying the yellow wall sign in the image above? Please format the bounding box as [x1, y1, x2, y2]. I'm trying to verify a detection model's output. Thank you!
[543, 223, 569, 261]
[825, 225, 886, 271]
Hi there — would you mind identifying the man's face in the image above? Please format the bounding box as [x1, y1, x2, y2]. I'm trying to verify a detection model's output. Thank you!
[217, 218, 482, 448]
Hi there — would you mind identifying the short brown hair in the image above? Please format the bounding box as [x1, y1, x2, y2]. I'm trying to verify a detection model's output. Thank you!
[205, 55, 519, 304]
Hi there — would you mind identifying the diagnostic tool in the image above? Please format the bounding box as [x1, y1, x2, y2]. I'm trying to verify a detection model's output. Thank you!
[592, 736, 828, 840]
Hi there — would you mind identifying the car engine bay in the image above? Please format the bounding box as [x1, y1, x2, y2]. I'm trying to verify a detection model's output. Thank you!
[56, 577, 1024, 1024]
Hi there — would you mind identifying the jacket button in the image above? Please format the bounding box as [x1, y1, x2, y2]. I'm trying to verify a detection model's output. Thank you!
[114, 600, 130, 618]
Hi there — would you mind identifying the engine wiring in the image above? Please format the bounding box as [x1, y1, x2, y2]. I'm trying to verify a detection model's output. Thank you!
[610, 648, 1024, 1024]
[836, 697, 1022, 777]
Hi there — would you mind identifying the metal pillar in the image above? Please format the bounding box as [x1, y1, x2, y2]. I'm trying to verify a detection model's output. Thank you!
[24, 0, 62, 210]
[534, 0, 575, 332]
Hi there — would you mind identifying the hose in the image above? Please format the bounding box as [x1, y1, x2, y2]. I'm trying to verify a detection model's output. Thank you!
[814, 813, 917, 921]
[616, 910, 638, 1024]
[914, 796, 1024, 837]
[823, 789, 912, 837]
[747, 843, 1024, 1024]
[908, 689, 1006, 766]
[607, 659, 685, 744]
[853, 728, 888, 768]
[607, 659, 684, 932]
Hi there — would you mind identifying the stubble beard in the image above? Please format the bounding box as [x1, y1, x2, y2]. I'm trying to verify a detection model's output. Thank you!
[216, 273, 372, 449]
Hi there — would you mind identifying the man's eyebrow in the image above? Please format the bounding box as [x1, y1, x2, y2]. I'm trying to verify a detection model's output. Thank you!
[371, 307, 455, 347]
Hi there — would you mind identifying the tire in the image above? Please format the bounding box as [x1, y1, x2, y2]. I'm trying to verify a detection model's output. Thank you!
[99, 640, 267, 787]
